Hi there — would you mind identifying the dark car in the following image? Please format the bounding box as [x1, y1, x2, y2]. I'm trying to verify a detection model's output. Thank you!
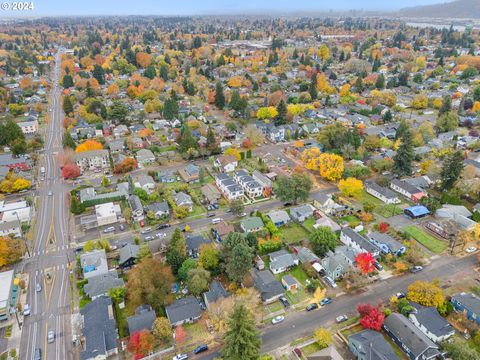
[306, 303, 318, 311]
[293, 348, 302, 357]
[410, 265, 423, 273]
[283, 202, 292, 207]
[157, 223, 171, 230]
[320, 297, 332, 306]
[207, 212, 216, 218]
[34, 349, 41, 360]
[193, 344, 208, 354]
[279, 296, 290, 307]
[374, 261, 383, 271]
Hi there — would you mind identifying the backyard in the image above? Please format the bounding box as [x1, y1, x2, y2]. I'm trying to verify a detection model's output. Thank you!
[402, 225, 448, 254]
[279, 223, 310, 244]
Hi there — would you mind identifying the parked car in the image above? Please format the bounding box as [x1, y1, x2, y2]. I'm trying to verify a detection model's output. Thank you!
[466, 247, 477, 253]
[23, 304, 31, 316]
[156, 233, 167, 239]
[306, 303, 318, 311]
[172, 354, 188, 360]
[140, 227, 152, 234]
[144, 236, 154, 241]
[119, 224, 125, 231]
[279, 296, 290, 307]
[103, 226, 115, 233]
[396, 292, 406, 299]
[271, 315, 285, 325]
[47, 330, 55, 343]
[207, 212, 216, 218]
[374, 261, 383, 271]
[320, 298, 332, 306]
[36, 283, 42, 292]
[157, 223, 171, 229]
[336, 315, 348, 323]
[48, 190, 53, 196]
[410, 265, 423, 273]
[193, 344, 208, 354]
[293, 348, 302, 357]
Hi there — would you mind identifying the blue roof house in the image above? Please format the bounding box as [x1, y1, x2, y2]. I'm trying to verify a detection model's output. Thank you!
[451, 292, 480, 325]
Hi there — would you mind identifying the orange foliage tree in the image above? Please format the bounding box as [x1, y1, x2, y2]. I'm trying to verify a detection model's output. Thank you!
[75, 139, 103, 153]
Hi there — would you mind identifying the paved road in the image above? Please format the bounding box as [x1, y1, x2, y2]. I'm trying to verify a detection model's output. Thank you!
[20, 49, 73, 360]
[198, 254, 478, 359]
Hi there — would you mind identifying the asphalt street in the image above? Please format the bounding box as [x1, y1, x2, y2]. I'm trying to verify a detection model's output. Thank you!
[19, 49, 73, 360]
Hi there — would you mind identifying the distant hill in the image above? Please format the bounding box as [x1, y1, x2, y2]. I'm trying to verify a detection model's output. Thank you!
[399, 0, 480, 19]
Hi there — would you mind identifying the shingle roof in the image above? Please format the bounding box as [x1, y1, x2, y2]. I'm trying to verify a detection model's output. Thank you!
[119, 244, 140, 266]
[452, 292, 480, 315]
[349, 329, 399, 360]
[250, 269, 285, 302]
[203, 280, 229, 305]
[165, 296, 202, 325]
[127, 305, 156, 335]
[409, 303, 454, 338]
[84, 272, 124, 299]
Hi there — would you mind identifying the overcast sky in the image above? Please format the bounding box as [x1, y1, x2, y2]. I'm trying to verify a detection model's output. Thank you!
[1, 0, 447, 17]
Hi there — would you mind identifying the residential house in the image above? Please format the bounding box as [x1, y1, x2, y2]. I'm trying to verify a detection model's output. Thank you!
[240, 217, 264, 233]
[252, 170, 273, 196]
[127, 304, 156, 335]
[290, 204, 314, 223]
[203, 280, 229, 310]
[157, 170, 176, 183]
[215, 174, 244, 201]
[312, 193, 347, 216]
[212, 221, 234, 242]
[95, 202, 121, 227]
[107, 139, 125, 153]
[173, 192, 193, 212]
[451, 292, 480, 325]
[118, 244, 140, 269]
[145, 201, 170, 219]
[80, 296, 118, 360]
[436, 205, 476, 230]
[408, 303, 455, 343]
[0, 154, 31, 171]
[404, 205, 430, 219]
[186, 235, 211, 258]
[269, 249, 299, 275]
[178, 164, 200, 183]
[200, 184, 221, 205]
[267, 210, 290, 227]
[128, 195, 144, 221]
[214, 155, 238, 173]
[292, 246, 320, 264]
[306, 346, 344, 360]
[243, 179, 263, 199]
[80, 250, 109, 279]
[74, 150, 110, 173]
[314, 215, 341, 232]
[282, 275, 300, 292]
[0, 270, 15, 323]
[368, 232, 406, 256]
[340, 228, 380, 257]
[383, 313, 442, 360]
[84, 272, 125, 300]
[321, 246, 359, 280]
[131, 174, 156, 194]
[135, 149, 156, 167]
[250, 269, 285, 303]
[348, 329, 400, 360]
[165, 296, 202, 326]
[0, 220, 21, 238]
[390, 179, 426, 203]
[17, 119, 39, 134]
[365, 182, 400, 204]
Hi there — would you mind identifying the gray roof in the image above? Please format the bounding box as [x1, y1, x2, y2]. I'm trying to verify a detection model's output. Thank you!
[282, 275, 298, 287]
[84, 272, 124, 299]
[146, 201, 169, 214]
[80, 296, 118, 360]
[342, 227, 380, 254]
[174, 192, 193, 206]
[349, 329, 399, 360]
[269, 250, 297, 271]
[383, 313, 440, 359]
[452, 292, 480, 315]
[186, 235, 211, 252]
[127, 304, 156, 335]
[128, 195, 143, 212]
[290, 204, 314, 217]
[250, 269, 285, 302]
[165, 296, 202, 325]
[267, 210, 290, 224]
[391, 179, 423, 195]
[409, 303, 454, 338]
[368, 232, 404, 253]
[119, 244, 140, 266]
[294, 246, 320, 264]
[203, 280, 229, 305]
[365, 181, 398, 200]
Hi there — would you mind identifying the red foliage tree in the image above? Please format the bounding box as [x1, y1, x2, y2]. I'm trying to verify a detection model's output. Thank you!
[114, 157, 138, 174]
[127, 330, 154, 360]
[355, 252, 375, 275]
[61, 161, 81, 179]
[242, 138, 252, 149]
[357, 303, 385, 331]
[379, 222, 389, 233]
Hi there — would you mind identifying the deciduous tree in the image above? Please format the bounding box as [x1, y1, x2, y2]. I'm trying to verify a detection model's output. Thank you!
[309, 226, 337, 257]
[357, 303, 385, 331]
[273, 173, 312, 204]
[314, 328, 333, 349]
[62, 162, 81, 179]
[407, 281, 445, 309]
[166, 229, 187, 274]
[338, 177, 363, 197]
[355, 252, 376, 275]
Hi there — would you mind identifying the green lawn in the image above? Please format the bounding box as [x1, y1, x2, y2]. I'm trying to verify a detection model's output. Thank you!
[303, 218, 316, 233]
[402, 225, 448, 254]
[356, 190, 384, 207]
[339, 215, 361, 227]
[186, 204, 206, 218]
[284, 287, 309, 305]
[289, 265, 309, 285]
[376, 204, 404, 218]
[263, 301, 283, 316]
[279, 223, 310, 244]
[300, 342, 322, 356]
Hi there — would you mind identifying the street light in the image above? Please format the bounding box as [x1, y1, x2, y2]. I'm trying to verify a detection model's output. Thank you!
[12, 211, 30, 257]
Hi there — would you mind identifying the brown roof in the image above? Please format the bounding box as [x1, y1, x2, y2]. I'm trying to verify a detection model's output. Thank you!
[215, 221, 234, 236]
[217, 155, 238, 167]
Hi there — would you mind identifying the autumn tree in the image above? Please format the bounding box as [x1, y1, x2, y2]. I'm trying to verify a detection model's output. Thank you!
[114, 158, 137, 174]
[186, 267, 211, 296]
[152, 317, 172, 344]
[222, 304, 260, 360]
[126, 257, 174, 314]
[127, 330, 155, 360]
[135, 52, 151, 68]
[355, 252, 376, 275]
[314, 328, 333, 349]
[274, 173, 312, 204]
[407, 281, 445, 309]
[75, 139, 103, 152]
[357, 303, 385, 331]
[198, 243, 219, 273]
[0, 236, 22, 267]
[338, 177, 363, 197]
[309, 226, 337, 257]
[62, 162, 81, 179]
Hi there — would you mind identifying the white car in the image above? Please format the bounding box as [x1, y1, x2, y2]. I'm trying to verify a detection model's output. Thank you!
[271, 315, 285, 325]
[23, 304, 31, 316]
[156, 232, 167, 238]
[172, 354, 188, 360]
[466, 247, 477, 253]
[47, 330, 55, 343]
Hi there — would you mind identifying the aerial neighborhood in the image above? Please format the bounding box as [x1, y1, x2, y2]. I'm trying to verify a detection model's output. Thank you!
[0, 3, 480, 360]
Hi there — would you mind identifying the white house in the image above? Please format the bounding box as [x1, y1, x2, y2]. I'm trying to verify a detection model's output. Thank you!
[0, 220, 21, 238]
[0, 200, 32, 223]
[408, 304, 455, 343]
[340, 227, 380, 257]
[365, 181, 400, 204]
[17, 119, 39, 134]
[75, 150, 110, 173]
[95, 203, 121, 227]
[214, 155, 238, 173]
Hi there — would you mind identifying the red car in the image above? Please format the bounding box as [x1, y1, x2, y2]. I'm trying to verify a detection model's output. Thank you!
[293, 348, 302, 357]
[139, 220, 145, 227]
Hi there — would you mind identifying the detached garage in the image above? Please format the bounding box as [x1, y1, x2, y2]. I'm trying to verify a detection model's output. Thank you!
[404, 205, 430, 219]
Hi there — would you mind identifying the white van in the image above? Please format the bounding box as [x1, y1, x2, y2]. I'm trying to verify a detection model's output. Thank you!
[211, 218, 223, 225]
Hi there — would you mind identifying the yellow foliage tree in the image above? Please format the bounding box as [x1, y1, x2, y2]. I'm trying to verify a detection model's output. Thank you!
[338, 177, 364, 197]
[318, 45, 330, 62]
[314, 328, 333, 349]
[12, 178, 31, 192]
[339, 84, 351, 97]
[317, 153, 344, 182]
[256, 107, 278, 120]
[407, 281, 445, 308]
[411, 94, 428, 109]
[473, 101, 480, 113]
[227, 76, 242, 88]
[224, 147, 241, 161]
[432, 98, 442, 109]
[312, 287, 326, 303]
[107, 83, 119, 95]
[75, 139, 103, 153]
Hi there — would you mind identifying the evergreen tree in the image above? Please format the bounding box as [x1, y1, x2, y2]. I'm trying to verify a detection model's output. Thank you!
[62, 96, 73, 115]
[92, 64, 105, 85]
[163, 98, 179, 120]
[222, 304, 260, 360]
[178, 126, 198, 153]
[62, 74, 73, 88]
[229, 90, 241, 110]
[206, 126, 218, 153]
[159, 65, 169, 81]
[309, 73, 318, 100]
[108, 100, 128, 124]
[439, 94, 452, 116]
[214, 82, 225, 109]
[275, 99, 287, 126]
[166, 229, 187, 274]
[355, 76, 364, 93]
[395, 119, 409, 140]
[440, 150, 464, 190]
[383, 110, 393, 123]
[144, 64, 156, 80]
[375, 74, 385, 89]
[393, 127, 414, 177]
[63, 132, 76, 149]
